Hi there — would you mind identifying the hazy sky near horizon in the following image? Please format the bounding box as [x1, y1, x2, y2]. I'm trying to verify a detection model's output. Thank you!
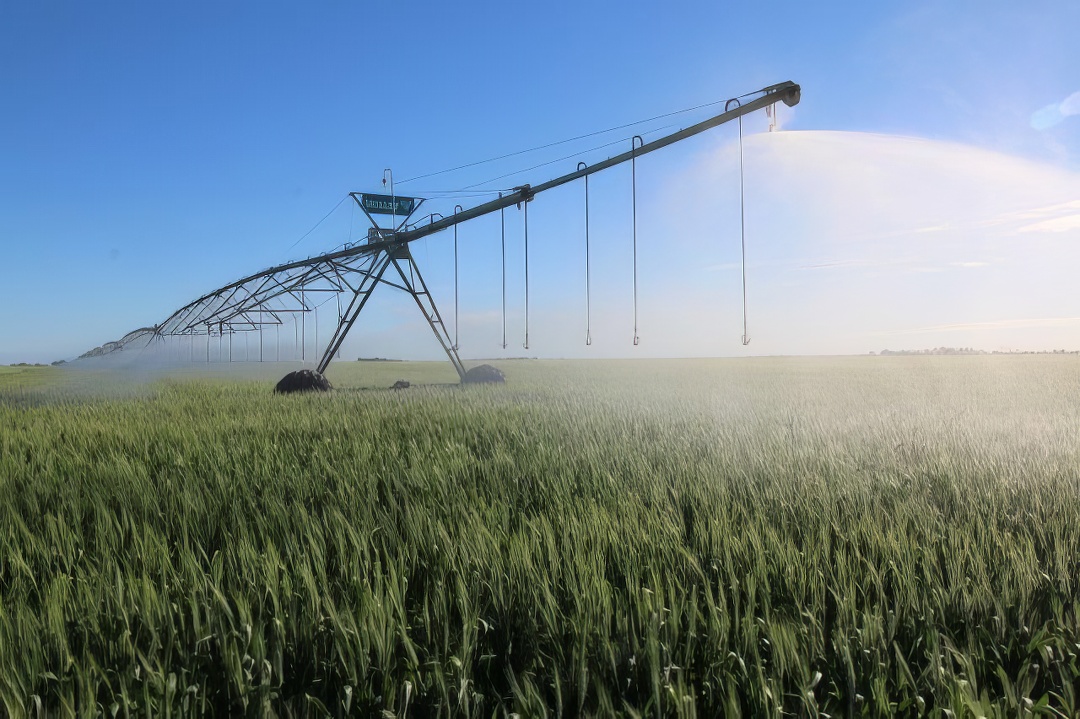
[2, 1, 1079, 364]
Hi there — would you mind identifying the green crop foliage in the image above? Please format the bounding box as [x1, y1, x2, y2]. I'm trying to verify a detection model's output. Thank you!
[1, 356, 1079, 717]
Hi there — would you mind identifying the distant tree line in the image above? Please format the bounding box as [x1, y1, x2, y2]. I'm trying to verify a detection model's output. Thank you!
[873, 347, 1078, 356]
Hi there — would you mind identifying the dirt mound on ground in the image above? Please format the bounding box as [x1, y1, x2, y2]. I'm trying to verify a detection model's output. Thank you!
[463, 364, 505, 384]
[275, 369, 332, 394]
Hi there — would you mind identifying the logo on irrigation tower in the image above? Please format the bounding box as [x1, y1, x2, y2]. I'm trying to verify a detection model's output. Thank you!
[360, 193, 418, 216]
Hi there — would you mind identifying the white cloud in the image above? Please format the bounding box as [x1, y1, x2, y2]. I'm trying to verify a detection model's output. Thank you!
[1017, 213, 1080, 234]
[913, 224, 951, 234]
[1031, 90, 1080, 130]
[798, 259, 886, 271]
[1061, 91, 1080, 117]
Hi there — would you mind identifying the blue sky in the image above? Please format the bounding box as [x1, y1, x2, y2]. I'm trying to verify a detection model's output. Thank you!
[2, 1, 1079, 364]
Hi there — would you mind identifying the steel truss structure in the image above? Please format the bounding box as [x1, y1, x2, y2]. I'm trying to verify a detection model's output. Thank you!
[82, 82, 801, 381]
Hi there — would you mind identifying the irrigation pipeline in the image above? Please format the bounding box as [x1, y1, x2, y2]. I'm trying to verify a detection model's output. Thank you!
[87, 82, 800, 363]
[164, 83, 797, 323]
[390, 82, 798, 250]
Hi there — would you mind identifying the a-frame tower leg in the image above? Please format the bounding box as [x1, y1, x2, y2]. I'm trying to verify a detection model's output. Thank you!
[388, 248, 467, 382]
[315, 244, 467, 382]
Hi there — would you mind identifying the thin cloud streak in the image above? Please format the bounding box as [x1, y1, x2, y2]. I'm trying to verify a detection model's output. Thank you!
[1018, 214, 1080, 233]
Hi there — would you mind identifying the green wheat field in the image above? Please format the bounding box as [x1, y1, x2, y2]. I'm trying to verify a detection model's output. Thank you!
[2, 356, 1079, 717]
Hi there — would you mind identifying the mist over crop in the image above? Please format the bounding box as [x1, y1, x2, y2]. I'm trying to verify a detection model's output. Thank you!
[3, 357, 1079, 716]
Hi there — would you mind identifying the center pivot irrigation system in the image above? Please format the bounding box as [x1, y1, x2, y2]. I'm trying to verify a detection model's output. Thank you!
[84, 81, 801, 383]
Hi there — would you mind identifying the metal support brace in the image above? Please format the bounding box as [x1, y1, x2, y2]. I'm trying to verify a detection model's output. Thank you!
[316, 251, 394, 373]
